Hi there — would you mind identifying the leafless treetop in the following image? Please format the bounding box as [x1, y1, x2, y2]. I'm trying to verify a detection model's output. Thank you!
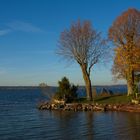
[58, 20, 107, 75]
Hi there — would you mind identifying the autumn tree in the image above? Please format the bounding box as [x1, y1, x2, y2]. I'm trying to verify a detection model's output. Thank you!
[58, 20, 107, 101]
[109, 8, 140, 95]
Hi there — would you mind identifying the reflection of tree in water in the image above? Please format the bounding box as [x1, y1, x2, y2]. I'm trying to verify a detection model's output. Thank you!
[39, 83, 54, 101]
[85, 112, 94, 140]
[38, 110, 140, 139]
[124, 113, 140, 139]
[51, 111, 82, 140]
[53, 111, 95, 140]
[108, 112, 140, 139]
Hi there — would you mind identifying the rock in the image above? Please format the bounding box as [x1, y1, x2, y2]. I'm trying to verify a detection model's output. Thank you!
[104, 104, 108, 111]
[74, 104, 83, 111]
[38, 102, 51, 110]
[37, 102, 140, 113]
[53, 99, 65, 105]
[93, 105, 104, 111]
[131, 99, 139, 104]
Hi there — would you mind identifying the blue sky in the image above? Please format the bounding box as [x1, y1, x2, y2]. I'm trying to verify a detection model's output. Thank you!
[0, 0, 140, 86]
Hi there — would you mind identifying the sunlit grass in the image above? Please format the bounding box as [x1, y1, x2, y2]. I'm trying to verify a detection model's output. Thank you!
[76, 94, 132, 104]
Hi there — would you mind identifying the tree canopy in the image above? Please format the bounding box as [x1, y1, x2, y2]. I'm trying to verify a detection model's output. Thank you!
[109, 8, 140, 95]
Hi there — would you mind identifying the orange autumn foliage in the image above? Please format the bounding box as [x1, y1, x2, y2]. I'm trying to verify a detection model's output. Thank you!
[109, 8, 140, 95]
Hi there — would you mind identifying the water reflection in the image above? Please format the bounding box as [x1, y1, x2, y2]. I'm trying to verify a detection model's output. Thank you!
[2, 89, 140, 140]
[38, 111, 140, 140]
[85, 112, 94, 140]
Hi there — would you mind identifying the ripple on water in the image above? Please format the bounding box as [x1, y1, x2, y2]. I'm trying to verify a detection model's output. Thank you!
[0, 90, 140, 140]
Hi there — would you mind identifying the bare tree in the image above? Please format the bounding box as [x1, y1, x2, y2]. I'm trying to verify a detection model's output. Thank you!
[58, 20, 107, 101]
[39, 83, 53, 100]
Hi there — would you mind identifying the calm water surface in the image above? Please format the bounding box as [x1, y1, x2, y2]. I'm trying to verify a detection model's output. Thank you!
[0, 88, 140, 140]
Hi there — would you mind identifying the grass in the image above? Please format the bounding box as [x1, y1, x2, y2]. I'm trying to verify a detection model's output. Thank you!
[76, 94, 132, 104]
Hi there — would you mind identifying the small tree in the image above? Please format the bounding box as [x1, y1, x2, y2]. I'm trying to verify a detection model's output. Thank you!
[54, 77, 78, 103]
[58, 20, 107, 101]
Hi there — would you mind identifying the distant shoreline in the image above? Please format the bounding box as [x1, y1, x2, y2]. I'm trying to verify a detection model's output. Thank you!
[0, 86, 39, 90]
[0, 84, 127, 89]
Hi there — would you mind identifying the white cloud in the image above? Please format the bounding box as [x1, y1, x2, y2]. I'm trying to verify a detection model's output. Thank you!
[7, 21, 42, 32]
[0, 21, 43, 36]
[0, 29, 11, 36]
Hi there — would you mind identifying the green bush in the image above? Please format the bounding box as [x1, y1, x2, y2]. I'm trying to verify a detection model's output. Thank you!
[54, 77, 78, 103]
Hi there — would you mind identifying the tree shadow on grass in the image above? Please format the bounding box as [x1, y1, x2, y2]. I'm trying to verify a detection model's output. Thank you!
[95, 94, 122, 102]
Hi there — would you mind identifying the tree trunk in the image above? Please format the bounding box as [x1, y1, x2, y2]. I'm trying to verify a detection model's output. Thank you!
[127, 70, 134, 96]
[80, 64, 93, 101]
[127, 79, 133, 96]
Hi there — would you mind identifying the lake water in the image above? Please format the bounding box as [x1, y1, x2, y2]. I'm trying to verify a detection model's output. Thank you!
[0, 87, 140, 140]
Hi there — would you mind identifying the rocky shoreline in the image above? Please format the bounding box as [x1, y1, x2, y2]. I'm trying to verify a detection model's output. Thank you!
[38, 102, 140, 113]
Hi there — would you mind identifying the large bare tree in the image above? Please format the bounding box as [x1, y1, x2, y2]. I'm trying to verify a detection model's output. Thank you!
[58, 20, 107, 101]
[109, 8, 140, 96]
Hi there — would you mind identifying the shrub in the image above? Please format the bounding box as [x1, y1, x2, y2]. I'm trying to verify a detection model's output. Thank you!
[54, 77, 78, 103]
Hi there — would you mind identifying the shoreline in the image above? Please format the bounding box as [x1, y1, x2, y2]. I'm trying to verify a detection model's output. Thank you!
[38, 102, 140, 113]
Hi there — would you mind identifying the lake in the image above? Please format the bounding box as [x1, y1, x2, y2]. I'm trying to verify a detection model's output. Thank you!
[0, 87, 140, 140]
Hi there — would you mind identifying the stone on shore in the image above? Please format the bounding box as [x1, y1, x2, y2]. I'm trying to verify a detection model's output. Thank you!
[38, 101, 140, 113]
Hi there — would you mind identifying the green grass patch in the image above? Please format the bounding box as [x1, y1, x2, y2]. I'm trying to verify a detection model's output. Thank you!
[94, 94, 132, 104]
[76, 94, 132, 104]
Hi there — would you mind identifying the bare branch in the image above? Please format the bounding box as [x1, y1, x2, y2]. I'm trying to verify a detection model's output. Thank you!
[58, 20, 107, 74]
